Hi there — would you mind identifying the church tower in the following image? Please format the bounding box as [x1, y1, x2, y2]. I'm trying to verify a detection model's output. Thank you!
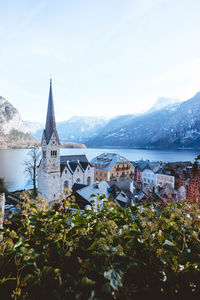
[37, 79, 61, 201]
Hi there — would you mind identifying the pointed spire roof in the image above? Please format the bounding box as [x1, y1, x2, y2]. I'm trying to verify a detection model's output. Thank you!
[44, 78, 60, 144]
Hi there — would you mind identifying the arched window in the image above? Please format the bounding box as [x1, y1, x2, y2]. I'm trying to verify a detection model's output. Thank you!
[64, 181, 68, 189]
[87, 176, 91, 185]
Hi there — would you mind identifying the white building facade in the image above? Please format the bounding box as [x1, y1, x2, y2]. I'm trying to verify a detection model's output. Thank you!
[142, 168, 156, 185]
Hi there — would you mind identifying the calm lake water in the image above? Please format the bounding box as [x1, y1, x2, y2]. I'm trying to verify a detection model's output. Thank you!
[0, 147, 199, 191]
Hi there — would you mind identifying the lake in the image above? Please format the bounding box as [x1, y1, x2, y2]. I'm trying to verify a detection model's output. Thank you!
[0, 147, 199, 191]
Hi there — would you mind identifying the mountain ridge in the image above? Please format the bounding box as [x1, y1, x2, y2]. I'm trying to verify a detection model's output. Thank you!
[25, 92, 200, 149]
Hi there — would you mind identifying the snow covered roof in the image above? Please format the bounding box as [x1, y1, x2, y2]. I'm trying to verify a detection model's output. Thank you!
[90, 152, 131, 171]
[76, 181, 110, 203]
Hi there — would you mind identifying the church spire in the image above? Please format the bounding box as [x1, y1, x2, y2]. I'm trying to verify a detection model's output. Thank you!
[44, 78, 60, 144]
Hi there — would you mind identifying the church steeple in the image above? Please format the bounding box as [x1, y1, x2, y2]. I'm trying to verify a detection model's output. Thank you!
[44, 78, 60, 144]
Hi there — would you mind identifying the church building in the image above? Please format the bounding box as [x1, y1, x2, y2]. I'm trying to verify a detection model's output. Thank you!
[37, 79, 94, 202]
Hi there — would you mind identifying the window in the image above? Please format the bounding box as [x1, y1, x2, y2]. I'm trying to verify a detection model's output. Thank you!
[104, 173, 106, 177]
[87, 177, 91, 185]
[43, 150, 46, 158]
[65, 170, 67, 174]
[76, 178, 80, 183]
[77, 168, 79, 172]
[64, 181, 68, 189]
[51, 150, 57, 158]
[96, 171, 98, 175]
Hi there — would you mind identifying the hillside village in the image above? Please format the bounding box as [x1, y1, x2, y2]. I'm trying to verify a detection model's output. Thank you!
[56, 152, 193, 210]
[35, 79, 196, 211]
[1, 80, 198, 219]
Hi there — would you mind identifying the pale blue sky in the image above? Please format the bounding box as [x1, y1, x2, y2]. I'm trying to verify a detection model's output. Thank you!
[1, 0, 200, 122]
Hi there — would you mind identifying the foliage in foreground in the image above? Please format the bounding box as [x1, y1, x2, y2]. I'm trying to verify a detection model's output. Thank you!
[1, 195, 200, 300]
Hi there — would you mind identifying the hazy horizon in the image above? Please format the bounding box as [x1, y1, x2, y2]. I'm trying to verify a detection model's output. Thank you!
[1, 0, 200, 122]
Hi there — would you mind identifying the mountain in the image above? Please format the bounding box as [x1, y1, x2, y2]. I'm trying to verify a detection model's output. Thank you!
[147, 97, 182, 113]
[26, 92, 200, 149]
[86, 92, 200, 149]
[0, 96, 38, 149]
[25, 121, 44, 134]
[28, 116, 109, 142]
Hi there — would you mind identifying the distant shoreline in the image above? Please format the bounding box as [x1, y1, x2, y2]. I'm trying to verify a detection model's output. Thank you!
[0, 142, 86, 150]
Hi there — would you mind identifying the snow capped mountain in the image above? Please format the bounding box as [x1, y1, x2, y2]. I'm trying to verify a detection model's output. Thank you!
[25, 121, 44, 134]
[0, 96, 28, 134]
[26, 91, 200, 149]
[28, 116, 110, 141]
[0, 96, 38, 148]
[86, 92, 200, 149]
[147, 97, 182, 113]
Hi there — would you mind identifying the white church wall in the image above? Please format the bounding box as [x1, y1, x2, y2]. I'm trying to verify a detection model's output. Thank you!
[61, 168, 73, 193]
[83, 166, 95, 185]
[73, 166, 84, 185]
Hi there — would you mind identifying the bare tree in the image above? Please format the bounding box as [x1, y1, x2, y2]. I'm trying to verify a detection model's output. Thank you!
[24, 146, 41, 196]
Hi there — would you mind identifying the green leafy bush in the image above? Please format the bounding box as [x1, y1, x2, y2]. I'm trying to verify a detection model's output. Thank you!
[1, 194, 200, 299]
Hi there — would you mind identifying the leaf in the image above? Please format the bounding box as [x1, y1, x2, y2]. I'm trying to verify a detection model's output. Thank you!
[87, 240, 98, 251]
[81, 276, 96, 287]
[163, 240, 175, 247]
[14, 240, 23, 249]
[104, 269, 122, 290]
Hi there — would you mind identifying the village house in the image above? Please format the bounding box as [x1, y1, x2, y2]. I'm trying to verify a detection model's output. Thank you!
[140, 161, 175, 189]
[155, 170, 175, 189]
[133, 160, 161, 184]
[91, 153, 134, 182]
[37, 79, 94, 202]
[70, 181, 110, 210]
[108, 178, 140, 208]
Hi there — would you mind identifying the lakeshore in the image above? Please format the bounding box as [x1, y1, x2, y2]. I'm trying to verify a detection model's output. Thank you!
[0, 147, 199, 192]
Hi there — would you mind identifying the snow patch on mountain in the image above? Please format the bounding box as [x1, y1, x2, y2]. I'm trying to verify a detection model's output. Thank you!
[0, 96, 28, 134]
[148, 97, 182, 113]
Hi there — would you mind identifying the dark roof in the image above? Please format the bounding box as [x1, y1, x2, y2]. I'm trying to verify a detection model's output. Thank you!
[60, 159, 91, 174]
[109, 179, 132, 193]
[69, 161, 78, 172]
[79, 161, 90, 170]
[60, 155, 88, 164]
[44, 79, 60, 144]
[72, 183, 87, 193]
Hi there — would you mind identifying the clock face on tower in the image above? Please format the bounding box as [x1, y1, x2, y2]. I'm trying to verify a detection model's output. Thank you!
[51, 140, 57, 145]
